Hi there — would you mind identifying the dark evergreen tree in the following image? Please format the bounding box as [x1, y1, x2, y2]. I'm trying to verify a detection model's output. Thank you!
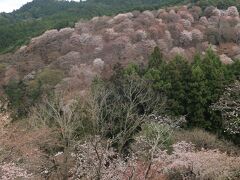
[145, 47, 170, 94]
[164, 55, 191, 115]
[187, 54, 209, 128]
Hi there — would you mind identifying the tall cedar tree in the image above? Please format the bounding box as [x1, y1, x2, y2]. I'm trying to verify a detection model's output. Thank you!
[187, 54, 209, 128]
[145, 48, 236, 130]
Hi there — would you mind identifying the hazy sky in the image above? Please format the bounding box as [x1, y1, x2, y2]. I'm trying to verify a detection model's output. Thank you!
[0, 0, 33, 13]
[0, 0, 82, 13]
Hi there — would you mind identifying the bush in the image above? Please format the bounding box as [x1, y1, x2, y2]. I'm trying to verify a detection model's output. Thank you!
[4, 79, 42, 118]
[173, 129, 239, 155]
[140, 122, 173, 151]
[230, 169, 240, 180]
[36, 68, 64, 87]
[166, 166, 196, 180]
[165, 146, 240, 180]
[0, 63, 6, 73]
[4, 80, 28, 117]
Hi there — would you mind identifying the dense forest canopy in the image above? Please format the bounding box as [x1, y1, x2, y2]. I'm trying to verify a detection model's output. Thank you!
[0, 0, 186, 53]
[1, 0, 240, 54]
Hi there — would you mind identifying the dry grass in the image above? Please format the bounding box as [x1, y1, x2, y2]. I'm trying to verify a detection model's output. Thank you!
[0, 118, 64, 179]
[173, 128, 240, 155]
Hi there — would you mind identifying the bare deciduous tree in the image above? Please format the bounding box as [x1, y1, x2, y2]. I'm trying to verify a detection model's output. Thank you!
[90, 74, 165, 154]
[30, 94, 85, 180]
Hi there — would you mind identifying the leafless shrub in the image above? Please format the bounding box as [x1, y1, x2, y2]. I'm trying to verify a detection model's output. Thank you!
[30, 94, 87, 179]
[134, 122, 173, 179]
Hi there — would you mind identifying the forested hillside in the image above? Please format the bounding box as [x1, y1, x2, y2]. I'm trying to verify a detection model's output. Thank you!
[199, 0, 240, 9]
[2, 0, 240, 54]
[0, 0, 186, 53]
[0, 0, 240, 178]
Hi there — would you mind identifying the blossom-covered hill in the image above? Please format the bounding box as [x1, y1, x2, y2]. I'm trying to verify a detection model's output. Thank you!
[1, 5, 240, 179]
[1, 5, 240, 97]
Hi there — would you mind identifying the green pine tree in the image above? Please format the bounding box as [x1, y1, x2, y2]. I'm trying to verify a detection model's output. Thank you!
[165, 55, 191, 115]
[187, 55, 209, 128]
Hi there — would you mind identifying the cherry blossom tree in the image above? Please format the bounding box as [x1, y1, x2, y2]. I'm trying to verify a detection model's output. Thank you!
[211, 81, 240, 135]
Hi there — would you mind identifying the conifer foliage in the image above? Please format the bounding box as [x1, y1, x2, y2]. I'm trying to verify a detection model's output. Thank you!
[135, 47, 238, 136]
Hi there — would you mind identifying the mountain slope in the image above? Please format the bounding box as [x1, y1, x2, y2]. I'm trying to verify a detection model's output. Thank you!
[0, 0, 187, 54]
[1, 5, 240, 98]
[1, 0, 240, 54]
[199, 0, 240, 9]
